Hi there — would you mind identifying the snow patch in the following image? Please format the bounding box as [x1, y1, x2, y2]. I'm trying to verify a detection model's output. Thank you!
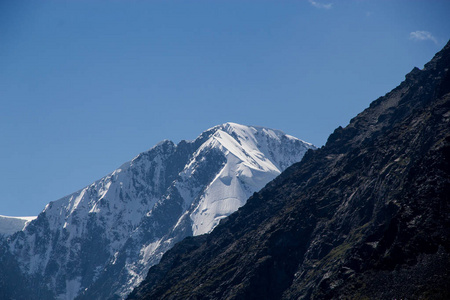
[56, 277, 82, 300]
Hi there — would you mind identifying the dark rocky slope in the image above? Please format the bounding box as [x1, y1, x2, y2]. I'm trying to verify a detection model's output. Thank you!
[0, 239, 51, 300]
[129, 41, 450, 300]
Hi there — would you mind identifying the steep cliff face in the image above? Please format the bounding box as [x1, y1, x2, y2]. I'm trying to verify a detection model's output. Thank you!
[4, 123, 313, 300]
[129, 42, 450, 300]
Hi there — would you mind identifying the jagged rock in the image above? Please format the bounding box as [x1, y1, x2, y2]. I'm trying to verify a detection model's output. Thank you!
[129, 41, 450, 300]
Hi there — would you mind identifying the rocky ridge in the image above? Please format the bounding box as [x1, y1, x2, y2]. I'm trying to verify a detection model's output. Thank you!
[129, 41, 450, 299]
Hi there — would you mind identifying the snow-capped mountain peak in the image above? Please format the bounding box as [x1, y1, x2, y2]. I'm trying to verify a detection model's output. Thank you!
[5, 123, 315, 300]
[186, 123, 308, 235]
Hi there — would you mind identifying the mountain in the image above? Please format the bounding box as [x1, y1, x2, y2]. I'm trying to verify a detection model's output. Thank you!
[0, 216, 36, 237]
[129, 42, 450, 300]
[3, 122, 314, 300]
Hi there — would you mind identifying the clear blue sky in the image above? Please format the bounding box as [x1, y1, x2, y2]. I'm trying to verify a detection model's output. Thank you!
[1, 0, 449, 216]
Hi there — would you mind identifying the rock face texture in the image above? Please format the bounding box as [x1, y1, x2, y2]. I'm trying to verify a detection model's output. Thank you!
[129, 42, 450, 300]
[2, 123, 313, 300]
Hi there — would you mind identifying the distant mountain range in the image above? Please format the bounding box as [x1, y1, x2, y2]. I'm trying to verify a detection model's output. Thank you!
[0, 216, 36, 237]
[0, 122, 314, 299]
[129, 42, 450, 299]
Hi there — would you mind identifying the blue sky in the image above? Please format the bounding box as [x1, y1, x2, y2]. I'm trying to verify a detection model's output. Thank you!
[1, 0, 449, 216]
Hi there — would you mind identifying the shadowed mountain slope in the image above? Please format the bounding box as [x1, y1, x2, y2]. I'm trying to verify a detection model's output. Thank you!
[129, 41, 450, 299]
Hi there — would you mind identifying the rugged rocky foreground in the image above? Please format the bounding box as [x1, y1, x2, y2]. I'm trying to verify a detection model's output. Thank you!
[129, 41, 450, 299]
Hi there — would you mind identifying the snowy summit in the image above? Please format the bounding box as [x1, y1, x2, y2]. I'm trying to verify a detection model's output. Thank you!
[5, 122, 315, 300]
